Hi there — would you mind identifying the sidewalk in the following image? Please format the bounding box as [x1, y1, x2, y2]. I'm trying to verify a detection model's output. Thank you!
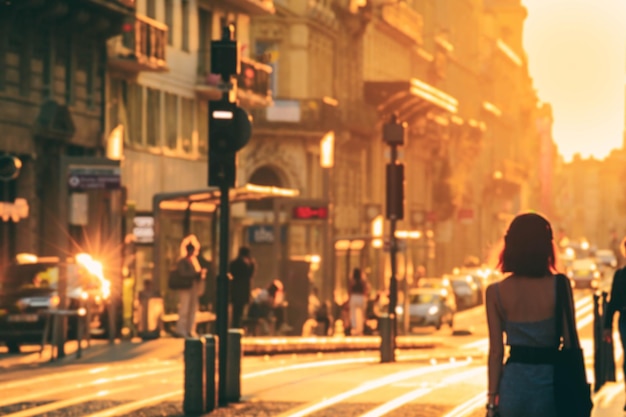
[0, 333, 449, 369]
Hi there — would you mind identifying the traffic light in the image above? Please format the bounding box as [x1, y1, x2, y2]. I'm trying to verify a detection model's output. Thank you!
[207, 24, 253, 189]
[209, 101, 252, 154]
[209, 151, 236, 188]
[383, 114, 406, 146]
[386, 163, 405, 220]
[211, 25, 239, 83]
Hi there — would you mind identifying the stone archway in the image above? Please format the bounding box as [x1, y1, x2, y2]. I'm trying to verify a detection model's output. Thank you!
[247, 165, 285, 211]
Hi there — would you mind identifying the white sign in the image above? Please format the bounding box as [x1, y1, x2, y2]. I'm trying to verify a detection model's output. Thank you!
[266, 100, 301, 122]
[133, 216, 155, 243]
[69, 193, 89, 226]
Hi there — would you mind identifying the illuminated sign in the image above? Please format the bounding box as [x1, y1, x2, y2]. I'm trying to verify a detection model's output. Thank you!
[292, 206, 328, 220]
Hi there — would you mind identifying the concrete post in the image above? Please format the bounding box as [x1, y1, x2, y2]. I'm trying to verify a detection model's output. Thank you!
[379, 313, 394, 363]
[204, 335, 219, 412]
[226, 329, 243, 402]
[184, 337, 205, 414]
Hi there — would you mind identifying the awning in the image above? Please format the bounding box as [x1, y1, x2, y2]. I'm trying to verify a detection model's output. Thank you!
[364, 78, 458, 124]
[153, 183, 300, 213]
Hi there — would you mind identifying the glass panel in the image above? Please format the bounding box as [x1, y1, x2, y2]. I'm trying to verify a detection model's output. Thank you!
[146, 88, 161, 146]
[164, 93, 178, 149]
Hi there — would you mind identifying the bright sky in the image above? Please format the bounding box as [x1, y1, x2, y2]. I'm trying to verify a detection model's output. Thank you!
[522, 0, 626, 161]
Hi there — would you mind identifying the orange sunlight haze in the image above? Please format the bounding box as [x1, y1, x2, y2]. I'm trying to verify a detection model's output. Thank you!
[522, 0, 626, 161]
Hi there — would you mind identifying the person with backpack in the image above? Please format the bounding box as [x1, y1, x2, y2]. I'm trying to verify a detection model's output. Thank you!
[174, 235, 206, 338]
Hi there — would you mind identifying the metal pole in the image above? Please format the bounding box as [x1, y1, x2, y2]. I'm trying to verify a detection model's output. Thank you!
[217, 184, 230, 406]
[56, 155, 69, 359]
[323, 167, 333, 304]
[388, 144, 398, 361]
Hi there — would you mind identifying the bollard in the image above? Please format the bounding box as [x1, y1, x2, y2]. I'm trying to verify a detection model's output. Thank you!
[593, 292, 603, 392]
[379, 314, 394, 363]
[184, 337, 205, 415]
[204, 335, 219, 413]
[226, 329, 243, 402]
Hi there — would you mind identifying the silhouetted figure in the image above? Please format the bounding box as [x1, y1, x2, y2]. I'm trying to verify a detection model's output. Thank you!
[229, 246, 256, 328]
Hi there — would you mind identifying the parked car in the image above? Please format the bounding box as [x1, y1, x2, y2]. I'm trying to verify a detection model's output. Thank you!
[416, 276, 454, 296]
[595, 249, 617, 269]
[567, 258, 600, 290]
[445, 274, 481, 310]
[396, 288, 455, 331]
[0, 253, 111, 353]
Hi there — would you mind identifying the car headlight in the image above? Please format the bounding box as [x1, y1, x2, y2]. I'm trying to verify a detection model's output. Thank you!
[428, 305, 439, 315]
[49, 294, 60, 309]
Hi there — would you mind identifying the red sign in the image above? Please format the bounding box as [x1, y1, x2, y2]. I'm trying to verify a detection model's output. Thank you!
[457, 208, 474, 222]
[292, 206, 329, 220]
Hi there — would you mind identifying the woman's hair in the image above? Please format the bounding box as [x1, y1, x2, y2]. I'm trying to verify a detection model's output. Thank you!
[498, 212, 556, 277]
[352, 268, 362, 281]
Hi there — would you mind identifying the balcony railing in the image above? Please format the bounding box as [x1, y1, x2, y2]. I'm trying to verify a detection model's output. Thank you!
[107, 14, 168, 73]
[248, 98, 339, 131]
[196, 51, 272, 107]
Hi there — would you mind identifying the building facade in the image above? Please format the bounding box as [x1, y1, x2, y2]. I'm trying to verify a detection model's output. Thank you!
[0, 0, 134, 274]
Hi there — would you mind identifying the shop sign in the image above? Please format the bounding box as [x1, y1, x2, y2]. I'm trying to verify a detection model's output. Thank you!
[68, 165, 121, 190]
[0, 198, 28, 222]
[248, 225, 287, 244]
[292, 206, 328, 220]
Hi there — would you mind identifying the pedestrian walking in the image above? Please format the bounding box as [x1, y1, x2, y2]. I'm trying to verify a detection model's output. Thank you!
[485, 212, 584, 417]
[229, 246, 256, 329]
[603, 236, 626, 409]
[174, 235, 206, 338]
[348, 268, 369, 336]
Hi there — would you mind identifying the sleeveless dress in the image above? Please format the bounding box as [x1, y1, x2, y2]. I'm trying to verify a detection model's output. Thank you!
[496, 283, 558, 417]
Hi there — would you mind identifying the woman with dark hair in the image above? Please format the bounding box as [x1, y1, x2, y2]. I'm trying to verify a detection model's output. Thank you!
[485, 212, 579, 417]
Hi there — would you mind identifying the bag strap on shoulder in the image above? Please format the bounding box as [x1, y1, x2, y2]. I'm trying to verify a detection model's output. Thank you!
[555, 273, 581, 349]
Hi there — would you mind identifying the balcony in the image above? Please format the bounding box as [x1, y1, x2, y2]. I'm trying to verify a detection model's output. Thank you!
[379, 2, 423, 45]
[107, 14, 168, 74]
[196, 52, 273, 108]
[226, 0, 275, 15]
[248, 97, 339, 132]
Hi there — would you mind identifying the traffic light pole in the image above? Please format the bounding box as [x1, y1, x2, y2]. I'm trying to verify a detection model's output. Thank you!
[216, 169, 230, 406]
[387, 143, 399, 362]
[381, 114, 405, 363]
[209, 25, 252, 406]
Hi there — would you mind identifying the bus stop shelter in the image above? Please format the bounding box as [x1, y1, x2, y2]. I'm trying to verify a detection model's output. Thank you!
[151, 183, 300, 293]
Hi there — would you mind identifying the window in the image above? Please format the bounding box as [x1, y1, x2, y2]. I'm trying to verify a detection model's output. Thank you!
[256, 41, 279, 97]
[165, 0, 174, 46]
[197, 101, 208, 156]
[181, 0, 190, 51]
[164, 93, 178, 149]
[181, 97, 194, 153]
[126, 83, 144, 145]
[146, 88, 161, 146]
[146, 0, 156, 19]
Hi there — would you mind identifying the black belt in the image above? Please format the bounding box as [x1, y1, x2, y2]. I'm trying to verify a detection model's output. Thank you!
[507, 345, 558, 365]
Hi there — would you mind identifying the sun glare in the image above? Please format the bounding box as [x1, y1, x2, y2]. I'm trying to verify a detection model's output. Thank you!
[522, 0, 626, 161]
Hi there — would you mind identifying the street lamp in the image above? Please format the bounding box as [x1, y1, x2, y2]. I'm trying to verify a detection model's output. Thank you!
[320, 131, 335, 304]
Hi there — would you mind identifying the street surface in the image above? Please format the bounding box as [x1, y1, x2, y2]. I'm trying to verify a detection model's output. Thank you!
[0, 288, 624, 416]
